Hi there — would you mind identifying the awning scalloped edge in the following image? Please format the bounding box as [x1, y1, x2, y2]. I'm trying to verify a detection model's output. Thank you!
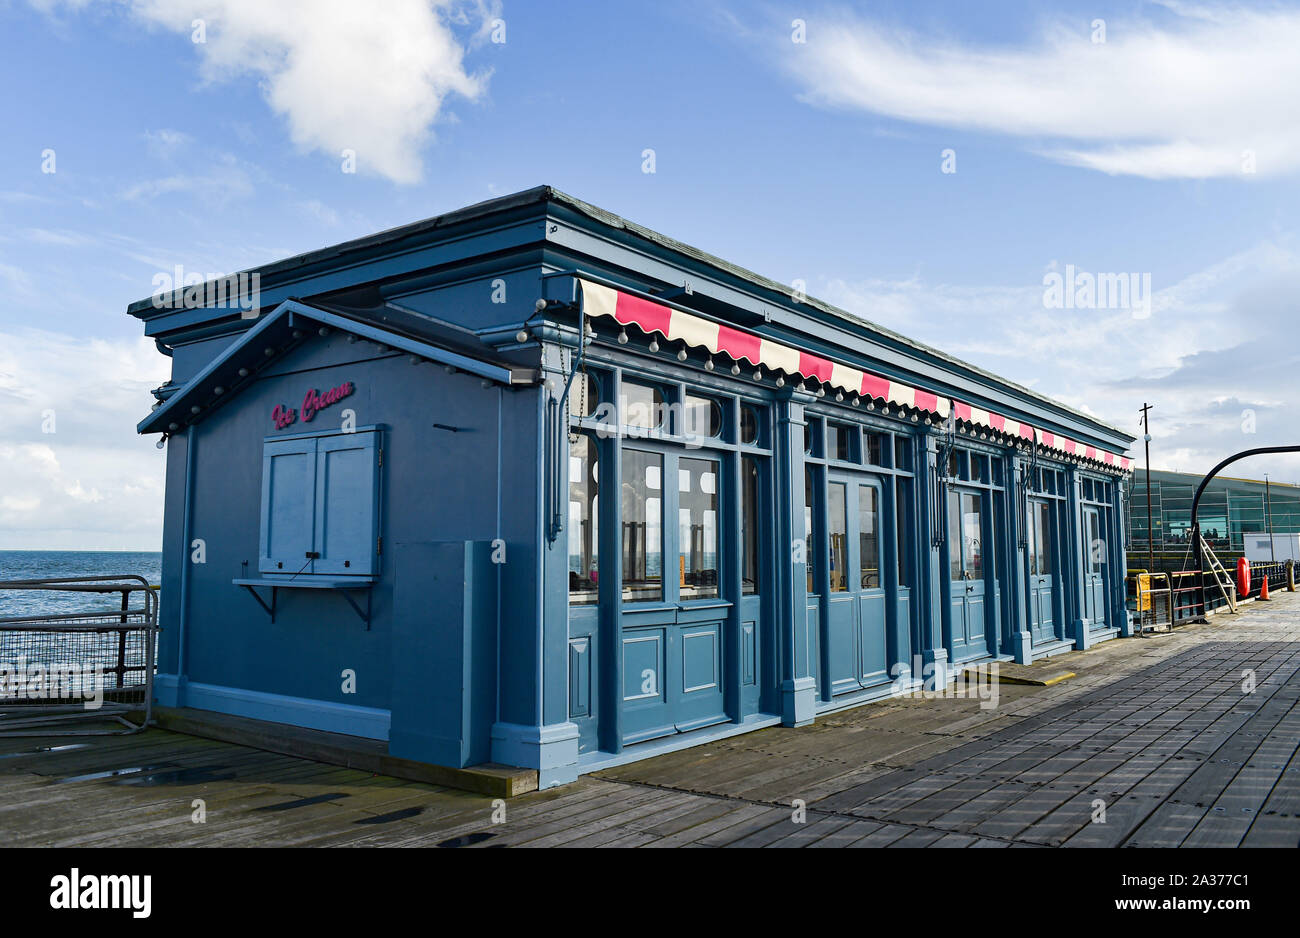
[579, 278, 1131, 473]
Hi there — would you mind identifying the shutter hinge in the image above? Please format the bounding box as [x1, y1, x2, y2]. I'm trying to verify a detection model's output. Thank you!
[377, 535, 383, 555]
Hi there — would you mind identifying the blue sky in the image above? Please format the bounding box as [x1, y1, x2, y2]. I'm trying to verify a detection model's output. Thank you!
[2, 0, 1299, 548]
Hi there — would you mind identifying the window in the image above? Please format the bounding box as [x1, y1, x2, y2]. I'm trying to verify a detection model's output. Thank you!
[805, 470, 818, 593]
[621, 450, 663, 601]
[828, 483, 848, 592]
[947, 489, 982, 581]
[742, 457, 760, 595]
[859, 485, 879, 589]
[1035, 501, 1052, 576]
[621, 382, 664, 431]
[740, 406, 761, 446]
[571, 373, 600, 419]
[963, 493, 983, 579]
[1087, 510, 1102, 574]
[683, 394, 723, 440]
[864, 431, 884, 467]
[568, 434, 599, 605]
[679, 457, 719, 599]
[896, 477, 911, 588]
[894, 436, 912, 472]
[259, 429, 380, 576]
[831, 424, 855, 462]
[948, 493, 963, 580]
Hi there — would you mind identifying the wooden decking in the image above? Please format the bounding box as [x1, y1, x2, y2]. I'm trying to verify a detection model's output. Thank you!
[2, 596, 1298, 847]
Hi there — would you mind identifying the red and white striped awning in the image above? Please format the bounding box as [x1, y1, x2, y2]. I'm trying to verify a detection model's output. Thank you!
[953, 401, 1132, 471]
[578, 278, 1130, 472]
[580, 278, 948, 417]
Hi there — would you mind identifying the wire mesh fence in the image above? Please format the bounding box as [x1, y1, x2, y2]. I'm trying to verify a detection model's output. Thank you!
[0, 577, 157, 735]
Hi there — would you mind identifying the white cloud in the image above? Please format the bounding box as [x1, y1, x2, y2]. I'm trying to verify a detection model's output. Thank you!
[819, 237, 1300, 479]
[131, 0, 493, 184]
[784, 4, 1300, 179]
[0, 330, 170, 549]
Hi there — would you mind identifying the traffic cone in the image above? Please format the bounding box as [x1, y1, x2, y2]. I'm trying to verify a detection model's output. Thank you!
[1260, 575, 1271, 601]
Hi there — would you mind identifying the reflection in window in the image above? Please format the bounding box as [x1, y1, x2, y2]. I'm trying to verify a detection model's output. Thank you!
[1036, 501, 1053, 576]
[859, 485, 879, 589]
[805, 470, 817, 593]
[963, 492, 983, 579]
[1087, 511, 1102, 574]
[896, 477, 910, 588]
[621, 382, 664, 431]
[865, 431, 883, 466]
[742, 457, 760, 595]
[828, 483, 848, 592]
[948, 492, 963, 580]
[621, 449, 663, 602]
[894, 436, 912, 472]
[683, 395, 723, 440]
[831, 424, 854, 462]
[741, 406, 760, 445]
[568, 434, 599, 605]
[679, 457, 719, 600]
[570, 373, 600, 419]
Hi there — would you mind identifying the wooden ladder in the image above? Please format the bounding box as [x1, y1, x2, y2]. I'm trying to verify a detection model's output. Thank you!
[1199, 534, 1238, 614]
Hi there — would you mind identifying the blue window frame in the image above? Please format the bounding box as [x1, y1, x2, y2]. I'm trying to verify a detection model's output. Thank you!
[259, 427, 382, 577]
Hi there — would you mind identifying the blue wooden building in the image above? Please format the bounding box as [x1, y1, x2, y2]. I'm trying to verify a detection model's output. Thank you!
[132, 187, 1134, 787]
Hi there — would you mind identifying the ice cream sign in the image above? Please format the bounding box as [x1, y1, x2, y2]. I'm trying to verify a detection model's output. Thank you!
[272, 381, 355, 430]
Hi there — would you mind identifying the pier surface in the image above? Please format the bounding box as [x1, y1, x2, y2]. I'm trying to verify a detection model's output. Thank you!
[2, 597, 1298, 847]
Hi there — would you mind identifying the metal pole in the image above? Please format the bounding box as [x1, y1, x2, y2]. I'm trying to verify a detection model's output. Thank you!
[1265, 474, 1275, 562]
[1140, 404, 1154, 576]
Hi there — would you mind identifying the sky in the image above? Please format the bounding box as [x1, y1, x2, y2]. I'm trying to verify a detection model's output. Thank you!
[1, 0, 1298, 549]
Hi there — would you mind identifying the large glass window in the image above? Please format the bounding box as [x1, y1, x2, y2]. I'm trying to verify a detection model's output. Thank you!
[805, 470, 818, 593]
[962, 492, 983, 579]
[568, 434, 599, 605]
[742, 457, 760, 595]
[1087, 510, 1102, 574]
[679, 457, 719, 599]
[828, 482, 848, 592]
[896, 477, 910, 588]
[859, 484, 879, 589]
[621, 449, 663, 602]
[1029, 501, 1052, 577]
[948, 492, 963, 580]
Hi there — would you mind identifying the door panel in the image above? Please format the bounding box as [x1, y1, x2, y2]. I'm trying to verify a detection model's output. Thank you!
[621, 626, 672, 744]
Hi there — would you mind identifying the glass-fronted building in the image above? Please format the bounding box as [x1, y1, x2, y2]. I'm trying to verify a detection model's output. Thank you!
[1127, 468, 1300, 557]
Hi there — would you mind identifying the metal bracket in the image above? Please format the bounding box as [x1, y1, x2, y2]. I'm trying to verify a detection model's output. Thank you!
[338, 589, 373, 630]
[240, 584, 277, 623]
[238, 583, 371, 630]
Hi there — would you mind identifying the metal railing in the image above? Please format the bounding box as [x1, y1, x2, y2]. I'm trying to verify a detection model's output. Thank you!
[0, 577, 157, 735]
[1127, 558, 1292, 622]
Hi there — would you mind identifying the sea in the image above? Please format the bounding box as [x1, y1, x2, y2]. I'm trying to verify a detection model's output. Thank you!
[0, 551, 162, 620]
